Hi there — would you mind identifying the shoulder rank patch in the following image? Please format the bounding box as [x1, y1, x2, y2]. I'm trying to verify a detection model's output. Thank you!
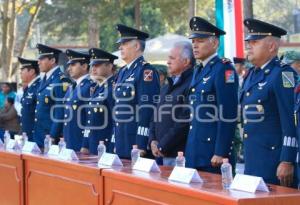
[222, 58, 232, 64]
[282, 71, 295, 88]
[225, 70, 235, 83]
[144, 69, 153, 82]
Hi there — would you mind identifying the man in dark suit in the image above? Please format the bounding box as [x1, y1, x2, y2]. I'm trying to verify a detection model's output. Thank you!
[149, 41, 194, 166]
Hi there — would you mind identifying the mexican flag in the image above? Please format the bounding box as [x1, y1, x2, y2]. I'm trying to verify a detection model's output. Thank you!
[215, 0, 245, 59]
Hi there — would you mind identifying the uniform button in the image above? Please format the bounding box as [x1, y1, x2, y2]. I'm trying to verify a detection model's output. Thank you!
[123, 92, 126, 96]
[117, 88, 121, 91]
[258, 99, 261, 103]
[116, 111, 119, 114]
[230, 146, 233, 150]
[87, 120, 90, 124]
[131, 91, 135, 96]
[201, 90, 204, 93]
[64, 123, 67, 126]
[245, 105, 249, 109]
[229, 152, 231, 156]
[89, 102, 92, 105]
[105, 138, 108, 142]
[244, 120, 247, 124]
[88, 111, 91, 115]
[191, 88, 195, 92]
[20, 123, 22, 126]
[246, 92, 250, 96]
[244, 134, 248, 138]
[64, 114, 67, 118]
[35, 110, 37, 113]
[116, 100, 119, 103]
[190, 113, 193, 118]
[37, 101, 39, 104]
[190, 101, 194, 105]
[232, 141, 234, 144]
[271, 146, 275, 150]
[159, 147, 162, 151]
[100, 108, 103, 112]
[190, 125, 192, 130]
[116, 123, 119, 126]
[34, 118, 37, 122]
[207, 138, 211, 141]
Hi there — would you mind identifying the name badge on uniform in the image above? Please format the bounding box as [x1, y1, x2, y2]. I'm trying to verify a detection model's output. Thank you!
[282, 72, 295, 88]
[144, 70, 153, 82]
[225, 70, 235, 83]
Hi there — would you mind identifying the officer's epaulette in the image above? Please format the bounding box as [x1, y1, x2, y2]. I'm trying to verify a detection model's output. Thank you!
[280, 61, 289, 68]
[221, 58, 232, 64]
[142, 60, 150, 66]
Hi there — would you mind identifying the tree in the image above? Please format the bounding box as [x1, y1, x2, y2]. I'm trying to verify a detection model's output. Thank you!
[0, 0, 44, 81]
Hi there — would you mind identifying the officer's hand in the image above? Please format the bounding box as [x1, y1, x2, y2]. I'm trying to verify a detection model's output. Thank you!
[277, 162, 294, 187]
[139, 149, 147, 157]
[211, 155, 224, 167]
[151, 141, 160, 157]
[80, 147, 89, 155]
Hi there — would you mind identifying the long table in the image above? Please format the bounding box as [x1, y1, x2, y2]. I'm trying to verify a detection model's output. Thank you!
[102, 166, 300, 205]
[0, 149, 300, 205]
[0, 150, 24, 205]
[23, 153, 102, 205]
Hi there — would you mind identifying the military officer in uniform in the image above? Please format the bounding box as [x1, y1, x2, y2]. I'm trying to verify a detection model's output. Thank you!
[62, 49, 93, 151]
[241, 18, 297, 187]
[114, 24, 160, 159]
[19, 57, 40, 141]
[81, 48, 118, 155]
[185, 17, 239, 173]
[34, 44, 71, 148]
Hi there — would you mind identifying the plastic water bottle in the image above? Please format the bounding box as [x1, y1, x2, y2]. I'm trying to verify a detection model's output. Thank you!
[3, 130, 11, 149]
[21, 132, 28, 148]
[44, 135, 52, 154]
[221, 158, 233, 189]
[131, 145, 140, 166]
[58, 138, 66, 153]
[175, 151, 186, 167]
[97, 141, 106, 159]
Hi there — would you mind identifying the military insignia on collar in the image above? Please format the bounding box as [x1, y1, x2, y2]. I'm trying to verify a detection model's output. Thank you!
[225, 70, 235, 83]
[264, 69, 270, 74]
[282, 71, 295, 88]
[72, 105, 77, 110]
[203, 76, 211, 84]
[144, 69, 153, 82]
[45, 97, 49, 104]
[142, 61, 149, 65]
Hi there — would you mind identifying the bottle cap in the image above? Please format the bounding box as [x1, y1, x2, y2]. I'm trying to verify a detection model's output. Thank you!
[222, 158, 229, 163]
[178, 151, 184, 157]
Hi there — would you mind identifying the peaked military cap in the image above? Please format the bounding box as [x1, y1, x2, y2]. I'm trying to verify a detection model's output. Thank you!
[189, 16, 226, 39]
[116, 24, 149, 43]
[244, 18, 287, 41]
[233, 57, 246, 64]
[36, 43, 62, 59]
[89, 48, 118, 66]
[18, 57, 39, 72]
[65, 49, 90, 66]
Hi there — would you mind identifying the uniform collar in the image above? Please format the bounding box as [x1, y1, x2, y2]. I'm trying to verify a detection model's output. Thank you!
[126, 55, 143, 69]
[45, 66, 60, 80]
[76, 74, 89, 85]
[202, 53, 218, 67]
[99, 75, 113, 86]
[28, 75, 40, 88]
